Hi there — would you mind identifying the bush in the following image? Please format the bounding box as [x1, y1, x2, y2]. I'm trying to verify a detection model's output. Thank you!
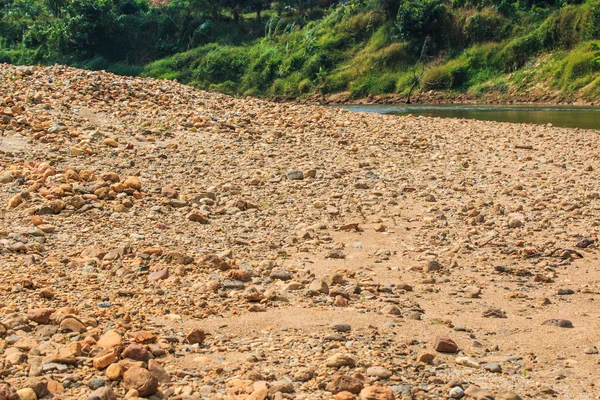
[396, 0, 450, 51]
[463, 8, 507, 44]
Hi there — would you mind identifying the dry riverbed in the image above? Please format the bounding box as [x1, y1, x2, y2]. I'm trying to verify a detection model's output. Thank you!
[1, 64, 600, 400]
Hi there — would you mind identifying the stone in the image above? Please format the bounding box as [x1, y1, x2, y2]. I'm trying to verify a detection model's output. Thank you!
[186, 328, 205, 345]
[88, 386, 116, 400]
[496, 392, 522, 400]
[335, 392, 356, 400]
[425, 259, 441, 272]
[148, 268, 169, 281]
[97, 330, 122, 349]
[542, 319, 573, 328]
[123, 367, 158, 397]
[434, 335, 458, 353]
[416, 352, 435, 364]
[326, 353, 357, 368]
[308, 278, 329, 293]
[326, 375, 364, 394]
[286, 170, 304, 180]
[93, 349, 117, 370]
[366, 366, 392, 379]
[148, 359, 170, 383]
[332, 322, 351, 332]
[464, 385, 494, 400]
[27, 308, 54, 325]
[105, 363, 124, 381]
[121, 343, 149, 361]
[187, 212, 209, 223]
[270, 269, 292, 281]
[15, 389, 36, 400]
[0, 383, 17, 400]
[123, 176, 141, 191]
[449, 387, 464, 399]
[60, 317, 86, 333]
[25, 378, 48, 399]
[359, 386, 394, 400]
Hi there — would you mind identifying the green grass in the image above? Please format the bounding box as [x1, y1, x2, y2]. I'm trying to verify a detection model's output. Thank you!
[138, 1, 600, 102]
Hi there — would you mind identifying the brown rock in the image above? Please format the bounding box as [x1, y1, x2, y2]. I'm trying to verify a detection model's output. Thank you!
[93, 349, 118, 370]
[416, 352, 435, 364]
[89, 386, 117, 400]
[26, 377, 48, 399]
[359, 386, 394, 400]
[123, 176, 141, 191]
[464, 385, 494, 399]
[59, 317, 86, 333]
[326, 375, 364, 394]
[148, 359, 170, 383]
[123, 367, 158, 397]
[27, 308, 54, 325]
[186, 328, 206, 345]
[121, 343, 149, 361]
[106, 363, 124, 381]
[433, 335, 458, 353]
[97, 330, 122, 349]
[148, 268, 169, 281]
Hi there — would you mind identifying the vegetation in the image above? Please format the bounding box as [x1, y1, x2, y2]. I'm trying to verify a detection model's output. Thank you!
[1, 0, 600, 101]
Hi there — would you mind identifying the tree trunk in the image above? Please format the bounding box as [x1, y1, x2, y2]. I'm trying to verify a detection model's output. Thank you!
[256, 2, 262, 23]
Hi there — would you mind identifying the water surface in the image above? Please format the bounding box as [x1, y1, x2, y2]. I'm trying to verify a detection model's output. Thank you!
[335, 104, 600, 130]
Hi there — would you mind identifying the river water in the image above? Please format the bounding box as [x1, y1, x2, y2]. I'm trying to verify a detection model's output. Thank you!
[335, 104, 600, 130]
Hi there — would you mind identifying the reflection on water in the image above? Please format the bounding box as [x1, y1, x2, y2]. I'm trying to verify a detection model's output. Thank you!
[334, 104, 600, 130]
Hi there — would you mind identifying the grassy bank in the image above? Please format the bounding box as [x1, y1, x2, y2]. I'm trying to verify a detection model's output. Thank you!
[141, 0, 600, 102]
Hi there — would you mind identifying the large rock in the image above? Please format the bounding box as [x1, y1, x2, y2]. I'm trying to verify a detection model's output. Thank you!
[433, 335, 458, 353]
[326, 353, 357, 368]
[326, 375, 364, 394]
[123, 367, 158, 397]
[359, 386, 394, 400]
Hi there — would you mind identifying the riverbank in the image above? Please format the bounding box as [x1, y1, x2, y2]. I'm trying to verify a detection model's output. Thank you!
[2, 64, 600, 399]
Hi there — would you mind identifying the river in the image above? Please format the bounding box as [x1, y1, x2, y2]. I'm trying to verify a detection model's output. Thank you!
[335, 104, 600, 130]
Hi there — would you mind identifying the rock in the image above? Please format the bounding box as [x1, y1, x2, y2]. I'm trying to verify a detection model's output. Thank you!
[332, 322, 351, 332]
[187, 212, 209, 223]
[93, 349, 117, 370]
[496, 392, 522, 400]
[97, 330, 122, 349]
[335, 392, 357, 400]
[121, 343, 149, 361]
[123, 367, 158, 397]
[148, 268, 169, 281]
[456, 356, 479, 368]
[270, 269, 292, 281]
[123, 176, 141, 191]
[286, 170, 304, 180]
[7, 194, 23, 208]
[464, 385, 494, 400]
[148, 359, 170, 383]
[103, 138, 118, 147]
[326, 375, 364, 394]
[449, 386, 464, 399]
[0, 170, 14, 184]
[25, 378, 48, 399]
[186, 328, 206, 345]
[381, 304, 401, 315]
[359, 386, 394, 400]
[482, 308, 506, 318]
[308, 278, 329, 293]
[15, 389, 36, 400]
[88, 386, 116, 400]
[434, 335, 458, 353]
[542, 319, 573, 328]
[484, 363, 502, 373]
[60, 317, 86, 333]
[366, 366, 392, 379]
[27, 308, 54, 325]
[425, 259, 441, 272]
[584, 347, 599, 354]
[416, 352, 435, 364]
[0, 383, 17, 400]
[326, 353, 357, 368]
[105, 363, 124, 381]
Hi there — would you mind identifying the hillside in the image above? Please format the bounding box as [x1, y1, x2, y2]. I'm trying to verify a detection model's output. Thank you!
[2, 63, 600, 399]
[1, 0, 599, 103]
